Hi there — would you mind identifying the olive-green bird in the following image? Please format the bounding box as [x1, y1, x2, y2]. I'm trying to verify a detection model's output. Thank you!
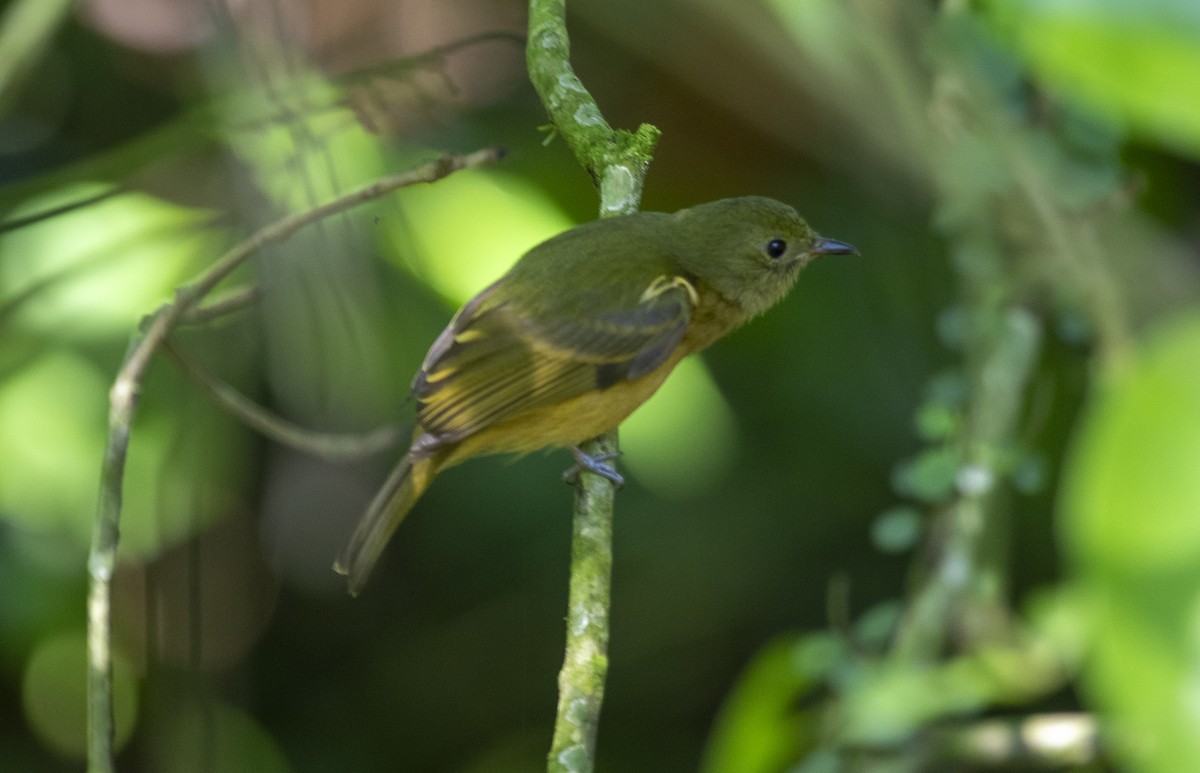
[335, 196, 854, 594]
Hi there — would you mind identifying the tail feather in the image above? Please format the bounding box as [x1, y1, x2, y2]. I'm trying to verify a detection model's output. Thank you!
[334, 451, 438, 596]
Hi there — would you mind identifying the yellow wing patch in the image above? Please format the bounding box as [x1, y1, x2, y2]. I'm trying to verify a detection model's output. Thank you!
[423, 366, 457, 384]
[453, 329, 486, 344]
[640, 274, 699, 306]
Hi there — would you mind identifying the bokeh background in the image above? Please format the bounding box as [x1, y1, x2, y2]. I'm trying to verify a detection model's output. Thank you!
[2, 0, 1199, 771]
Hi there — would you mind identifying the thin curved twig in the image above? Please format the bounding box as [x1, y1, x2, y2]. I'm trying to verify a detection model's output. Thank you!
[163, 339, 404, 460]
[86, 147, 504, 772]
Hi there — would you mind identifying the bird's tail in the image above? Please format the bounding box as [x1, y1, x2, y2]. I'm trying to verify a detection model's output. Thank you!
[334, 449, 441, 596]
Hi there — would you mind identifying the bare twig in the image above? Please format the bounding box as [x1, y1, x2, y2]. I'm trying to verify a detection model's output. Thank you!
[163, 340, 404, 460]
[86, 147, 504, 772]
[179, 284, 262, 326]
[0, 185, 125, 235]
[336, 31, 526, 87]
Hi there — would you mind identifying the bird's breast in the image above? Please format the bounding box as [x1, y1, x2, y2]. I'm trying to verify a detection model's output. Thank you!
[680, 282, 744, 354]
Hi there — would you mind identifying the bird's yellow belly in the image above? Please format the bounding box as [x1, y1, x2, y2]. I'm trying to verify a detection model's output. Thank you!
[441, 352, 682, 467]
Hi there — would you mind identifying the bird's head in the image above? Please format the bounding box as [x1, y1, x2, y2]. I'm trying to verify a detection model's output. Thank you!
[673, 196, 856, 318]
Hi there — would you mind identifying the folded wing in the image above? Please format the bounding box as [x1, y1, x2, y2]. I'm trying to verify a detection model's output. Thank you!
[412, 273, 696, 443]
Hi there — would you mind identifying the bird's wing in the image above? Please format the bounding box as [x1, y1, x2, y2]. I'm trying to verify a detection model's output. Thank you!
[411, 273, 696, 443]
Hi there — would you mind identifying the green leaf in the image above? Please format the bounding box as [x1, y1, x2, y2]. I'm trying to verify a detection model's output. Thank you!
[871, 508, 924, 554]
[1000, 0, 1200, 158]
[892, 447, 960, 503]
[1061, 308, 1200, 772]
[701, 634, 842, 773]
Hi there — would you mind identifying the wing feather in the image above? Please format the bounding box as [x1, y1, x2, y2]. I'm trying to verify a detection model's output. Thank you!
[413, 273, 694, 442]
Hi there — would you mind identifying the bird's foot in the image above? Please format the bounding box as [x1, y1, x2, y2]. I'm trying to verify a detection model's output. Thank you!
[563, 446, 624, 488]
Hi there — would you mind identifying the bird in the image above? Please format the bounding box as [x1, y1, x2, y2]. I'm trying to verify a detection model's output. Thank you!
[334, 195, 855, 594]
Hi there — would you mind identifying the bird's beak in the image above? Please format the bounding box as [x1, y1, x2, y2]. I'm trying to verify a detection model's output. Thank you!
[810, 237, 858, 256]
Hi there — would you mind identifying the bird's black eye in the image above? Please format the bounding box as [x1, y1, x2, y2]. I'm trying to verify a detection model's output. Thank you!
[765, 239, 787, 259]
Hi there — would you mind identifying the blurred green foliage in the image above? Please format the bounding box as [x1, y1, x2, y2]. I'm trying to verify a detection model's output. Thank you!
[0, 0, 1198, 771]
[989, 0, 1200, 157]
[1063, 312, 1200, 773]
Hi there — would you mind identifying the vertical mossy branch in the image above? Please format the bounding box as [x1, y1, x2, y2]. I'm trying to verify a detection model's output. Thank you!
[890, 23, 1049, 667]
[748, 6, 1125, 761]
[526, 1, 659, 771]
[527, 0, 660, 213]
[891, 302, 1042, 663]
